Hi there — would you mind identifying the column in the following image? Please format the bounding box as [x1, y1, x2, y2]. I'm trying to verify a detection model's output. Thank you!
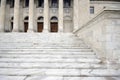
[0, 0, 6, 32]
[73, 0, 79, 31]
[28, 0, 34, 32]
[58, 0, 63, 32]
[13, 0, 20, 32]
[43, 0, 49, 32]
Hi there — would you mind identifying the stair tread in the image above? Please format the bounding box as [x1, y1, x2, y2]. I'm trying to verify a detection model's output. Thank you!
[0, 33, 118, 78]
[0, 68, 119, 77]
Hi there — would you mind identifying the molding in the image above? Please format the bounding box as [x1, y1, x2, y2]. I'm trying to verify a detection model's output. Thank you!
[90, 1, 120, 4]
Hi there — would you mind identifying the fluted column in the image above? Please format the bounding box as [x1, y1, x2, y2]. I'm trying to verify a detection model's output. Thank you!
[43, 0, 49, 32]
[13, 0, 20, 32]
[58, 0, 63, 32]
[0, 0, 6, 32]
[28, 0, 34, 32]
[73, 0, 79, 31]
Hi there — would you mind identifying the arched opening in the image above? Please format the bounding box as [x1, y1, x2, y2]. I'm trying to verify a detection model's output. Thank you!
[37, 16, 44, 32]
[50, 16, 58, 32]
[63, 16, 73, 32]
[24, 16, 29, 32]
[11, 17, 14, 32]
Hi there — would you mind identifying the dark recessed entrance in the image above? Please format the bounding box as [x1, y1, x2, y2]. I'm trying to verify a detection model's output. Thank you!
[50, 22, 58, 32]
[11, 22, 13, 31]
[37, 16, 44, 32]
[50, 16, 58, 32]
[37, 22, 43, 32]
[24, 22, 28, 32]
[24, 16, 29, 32]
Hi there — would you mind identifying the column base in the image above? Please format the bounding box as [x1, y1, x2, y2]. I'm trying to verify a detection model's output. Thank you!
[58, 30, 63, 33]
[0, 30, 4, 32]
[27, 29, 34, 33]
[43, 29, 49, 33]
[0, 27, 5, 32]
[12, 29, 18, 32]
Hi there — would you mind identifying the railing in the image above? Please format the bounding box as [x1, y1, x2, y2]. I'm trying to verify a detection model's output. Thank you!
[74, 7, 120, 64]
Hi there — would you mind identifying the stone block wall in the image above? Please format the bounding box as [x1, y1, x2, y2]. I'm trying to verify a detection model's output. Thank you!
[74, 9, 120, 63]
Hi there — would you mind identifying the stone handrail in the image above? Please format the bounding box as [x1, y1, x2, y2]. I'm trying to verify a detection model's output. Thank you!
[74, 7, 120, 63]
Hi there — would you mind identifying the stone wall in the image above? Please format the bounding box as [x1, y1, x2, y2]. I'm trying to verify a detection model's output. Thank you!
[90, 1, 120, 19]
[78, 0, 90, 28]
[74, 8, 120, 63]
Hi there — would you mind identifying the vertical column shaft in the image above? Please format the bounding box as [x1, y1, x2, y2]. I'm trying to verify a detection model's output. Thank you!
[58, 0, 63, 32]
[0, 0, 6, 32]
[13, 0, 20, 32]
[28, 0, 34, 32]
[73, 0, 79, 31]
[43, 0, 49, 32]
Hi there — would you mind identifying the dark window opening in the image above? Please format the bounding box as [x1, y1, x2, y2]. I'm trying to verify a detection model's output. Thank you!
[51, 17, 58, 20]
[90, 6, 94, 14]
[24, 16, 29, 20]
[11, 17, 14, 20]
[51, 0, 58, 8]
[64, 0, 71, 8]
[38, 16, 44, 20]
[38, 0, 44, 8]
[25, 0, 29, 7]
[10, 0, 14, 8]
[0, 0, 1, 7]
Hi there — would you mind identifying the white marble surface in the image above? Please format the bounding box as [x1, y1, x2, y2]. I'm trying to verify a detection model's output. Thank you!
[0, 76, 120, 80]
[0, 33, 119, 80]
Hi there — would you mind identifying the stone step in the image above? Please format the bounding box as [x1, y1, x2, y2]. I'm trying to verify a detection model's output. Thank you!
[0, 52, 95, 55]
[0, 76, 120, 80]
[0, 58, 101, 63]
[0, 68, 119, 77]
[0, 44, 88, 48]
[0, 47, 90, 49]
[0, 62, 106, 69]
[24, 76, 120, 80]
[0, 43, 87, 46]
[0, 48, 93, 52]
[0, 54, 97, 58]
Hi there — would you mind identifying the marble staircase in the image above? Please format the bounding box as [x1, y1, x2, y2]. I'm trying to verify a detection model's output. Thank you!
[0, 33, 119, 80]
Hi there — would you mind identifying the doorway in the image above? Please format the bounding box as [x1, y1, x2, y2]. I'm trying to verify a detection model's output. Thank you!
[24, 22, 28, 32]
[11, 22, 13, 31]
[37, 22, 43, 32]
[37, 16, 44, 32]
[24, 16, 29, 32]
[50, 22, 58, 32]
[50, 16, 58, 32]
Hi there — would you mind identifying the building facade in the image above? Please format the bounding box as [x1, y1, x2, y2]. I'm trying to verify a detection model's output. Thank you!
[0, 0, 119, 33]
